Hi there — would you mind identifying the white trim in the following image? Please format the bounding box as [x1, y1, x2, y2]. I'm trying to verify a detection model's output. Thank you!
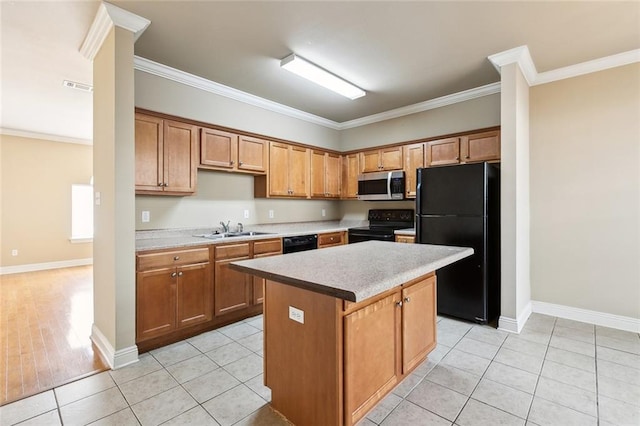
[80, 2, 150, 61]
[488, 46, 640, 88]
[134, 56, 341, 130]
[0, 258, 93, 275]
[535, 49, 640, 86]
[69, 238, 93, 244]
[532, 301, 640, 333]
[0, 128, 92, 145]
[498, 302, 532, 334]
[339, 83, 501, 130]
[488, 46, 538, 86]
[91, 325, 139, 370]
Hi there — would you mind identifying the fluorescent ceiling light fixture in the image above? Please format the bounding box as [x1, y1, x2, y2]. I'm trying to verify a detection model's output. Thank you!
[281, 54, 365, 100]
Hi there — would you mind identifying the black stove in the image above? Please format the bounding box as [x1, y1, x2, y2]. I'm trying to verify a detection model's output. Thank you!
[348, 209, 414, 243]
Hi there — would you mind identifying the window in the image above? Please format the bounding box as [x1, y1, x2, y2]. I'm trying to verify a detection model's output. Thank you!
[71, 184, 93, 241]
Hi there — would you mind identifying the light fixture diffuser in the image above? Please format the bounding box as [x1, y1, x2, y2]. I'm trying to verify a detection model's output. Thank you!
[280, 54, 365, 100]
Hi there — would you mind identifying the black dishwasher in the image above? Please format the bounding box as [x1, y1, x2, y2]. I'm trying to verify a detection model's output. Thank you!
[283, 234, 318, 254]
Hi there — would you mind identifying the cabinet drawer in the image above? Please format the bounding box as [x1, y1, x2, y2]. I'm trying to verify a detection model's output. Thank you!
[254, 238, 282, 256]
[215, 242, 251, 260]
[318, 232, 344, 248]
[137, 247, 209, 271]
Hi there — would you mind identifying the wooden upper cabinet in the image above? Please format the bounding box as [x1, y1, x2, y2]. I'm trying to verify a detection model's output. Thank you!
[238, 135, 268, 173]
[199, 128, 268, 174]
[341, 153, 359, 199]
[461, 130, 500, 163]
[311, 150, 341, 199]
[360, 147, 403, 173]
[260, 142, 310, 198]
[403, 143, 425, 198]
[135, 113, 197, 195]
[425, 137, 461, 167]
[200, 128, 238, 170]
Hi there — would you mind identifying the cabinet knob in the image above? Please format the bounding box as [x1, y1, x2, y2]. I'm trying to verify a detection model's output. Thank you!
[230, 160, 234, 165]
[158, 182, 164, 187]
[164, 183, 169, 187]
[178, 271, 183, 277]
[466, 155, 470, 159]
[404, 297, 411, 303]
[171, 272, 177, 278]
[396, 301, 403, 307]
[456, 157, 460, 161]
[174, 256, 180, 260]
[239, 161, 243, 165]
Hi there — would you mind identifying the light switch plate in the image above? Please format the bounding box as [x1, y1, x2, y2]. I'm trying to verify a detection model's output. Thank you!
[289, 306, 304, 324]
[269, 210, 274, 219]
[244, 209, 250, 219]
[141, 211, 150, 222]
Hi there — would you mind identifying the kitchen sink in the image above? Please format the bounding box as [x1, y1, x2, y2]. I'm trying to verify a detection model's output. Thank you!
[194, 231, 274, 239]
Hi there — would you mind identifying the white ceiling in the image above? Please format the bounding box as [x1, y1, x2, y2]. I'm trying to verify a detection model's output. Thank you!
[1, 1, 639, 142]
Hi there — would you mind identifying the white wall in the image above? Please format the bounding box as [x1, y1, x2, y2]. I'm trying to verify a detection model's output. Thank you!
[530, 63, 640, 320]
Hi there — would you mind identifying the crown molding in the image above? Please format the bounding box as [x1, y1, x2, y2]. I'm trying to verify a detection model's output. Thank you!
[80, 2, 150, 60]
[134, 56, 342, 130]
[0, 128, 92, 145]
[339, 82, 501, 130]
[134, 56, 501, 131]
[488, 45, 538, 85]
[535, 49, 640, 86]
[488, 45, 640, 87]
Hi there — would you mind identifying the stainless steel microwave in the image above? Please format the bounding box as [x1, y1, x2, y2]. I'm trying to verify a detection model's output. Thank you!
[357, 171, 405, 201]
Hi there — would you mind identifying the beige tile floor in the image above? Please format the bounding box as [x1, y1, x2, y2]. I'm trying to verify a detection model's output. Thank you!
[1, 313, 639, 426]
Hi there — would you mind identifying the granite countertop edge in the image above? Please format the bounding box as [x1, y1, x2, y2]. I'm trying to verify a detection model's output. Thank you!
[135, 220, 365, 252]
[394, 228, 416, 236]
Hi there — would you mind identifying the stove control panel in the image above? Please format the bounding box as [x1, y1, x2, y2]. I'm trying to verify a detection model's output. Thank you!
[368, 209, 415, 225]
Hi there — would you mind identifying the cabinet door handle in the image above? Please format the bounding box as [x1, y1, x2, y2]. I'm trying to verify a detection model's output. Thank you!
[404, 297, 411, 303]
[178, 271, 183, 277]
[230, 160, 234, 165]
[164, 183, 169, 187]
[171, 272, 177, 278]
[174, 256, 180, 261]
[158, 182, 164, 187]
[239, 161, 243, 166]
[396, 301, 403, 307]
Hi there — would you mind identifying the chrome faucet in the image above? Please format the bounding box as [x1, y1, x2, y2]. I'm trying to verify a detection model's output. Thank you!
[220, 220, 230, 233]
[237, 222, 243, 232]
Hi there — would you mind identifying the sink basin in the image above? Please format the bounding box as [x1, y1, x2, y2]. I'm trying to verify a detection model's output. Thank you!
[194, 231, 274, 239]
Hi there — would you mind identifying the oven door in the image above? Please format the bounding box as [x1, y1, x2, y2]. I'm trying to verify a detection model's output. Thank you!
[347, 231, 396, 244]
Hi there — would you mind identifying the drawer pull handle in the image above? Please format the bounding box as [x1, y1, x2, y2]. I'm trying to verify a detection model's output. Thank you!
[171, 272, 177, 278]
[174, 256, 180, 261]
[178, 271, 183, 277]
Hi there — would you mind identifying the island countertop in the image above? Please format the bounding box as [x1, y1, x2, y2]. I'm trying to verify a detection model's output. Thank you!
[230, 241, 473, 302]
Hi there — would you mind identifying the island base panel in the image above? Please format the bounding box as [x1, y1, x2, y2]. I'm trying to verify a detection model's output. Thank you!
[265, 280, 343, 426]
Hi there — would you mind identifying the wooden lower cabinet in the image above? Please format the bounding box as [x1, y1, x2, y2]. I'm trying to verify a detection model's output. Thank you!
[318, 231, 346, 248]
[136, 247, 212, 342]
[215, 238, 282, 316]
[395, 235, 415, 244]
[264, 273, 437, 426]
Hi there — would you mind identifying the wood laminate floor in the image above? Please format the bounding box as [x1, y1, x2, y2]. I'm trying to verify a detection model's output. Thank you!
[0, 266, 107, 405]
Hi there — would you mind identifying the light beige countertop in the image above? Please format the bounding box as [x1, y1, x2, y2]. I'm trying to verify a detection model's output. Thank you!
[135, 220, 365, 251]
[394, 228, 416, 236]
[230, 241, 473, 302]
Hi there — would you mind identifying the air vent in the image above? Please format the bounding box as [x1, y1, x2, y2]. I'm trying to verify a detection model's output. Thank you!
[63, 80, 93, 93]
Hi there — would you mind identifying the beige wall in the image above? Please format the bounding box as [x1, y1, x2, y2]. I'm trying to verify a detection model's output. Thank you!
[136, 171, 342, 230]
[339, 94, 500, 151]
[530, 63, 640, 319]
[0, 135, 93, 268]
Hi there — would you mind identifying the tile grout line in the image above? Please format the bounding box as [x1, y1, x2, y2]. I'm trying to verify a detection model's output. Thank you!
[523, 316, 556, 423]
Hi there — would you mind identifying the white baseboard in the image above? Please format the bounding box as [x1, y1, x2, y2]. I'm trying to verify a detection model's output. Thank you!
[532, 300, 640, 333]
[91, 324, 138, 370]
[498, 301, 532, 333]
[0, 258, 93, 275]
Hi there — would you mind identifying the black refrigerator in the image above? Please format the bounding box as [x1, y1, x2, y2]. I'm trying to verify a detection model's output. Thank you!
[415, 162, 500, 324]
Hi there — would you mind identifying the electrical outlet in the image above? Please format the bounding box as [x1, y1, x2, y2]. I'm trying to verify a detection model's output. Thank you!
[269, 210, 274, 219]
[322, 209, 326, 217]
[289, 306, 304, 324]
[94, 191, 101, 205]
[11, 249, 18, 257]
[141, 211, 150, 222]
[244, 209, 250, 219]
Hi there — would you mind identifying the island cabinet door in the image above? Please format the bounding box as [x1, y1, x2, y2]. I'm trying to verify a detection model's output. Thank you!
[401, 275, 437, 373]
[344, 293, 401, 426]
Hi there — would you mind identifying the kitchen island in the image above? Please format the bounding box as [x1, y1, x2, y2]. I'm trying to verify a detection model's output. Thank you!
[231, 241, 472, 426]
